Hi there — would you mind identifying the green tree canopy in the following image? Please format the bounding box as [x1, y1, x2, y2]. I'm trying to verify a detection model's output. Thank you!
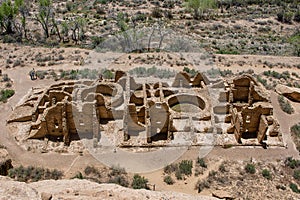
[0, 0, 24, 34]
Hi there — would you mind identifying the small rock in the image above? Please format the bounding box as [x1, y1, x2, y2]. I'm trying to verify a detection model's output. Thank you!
[41, 192, 52, 200]
[212, 190, 235, 199]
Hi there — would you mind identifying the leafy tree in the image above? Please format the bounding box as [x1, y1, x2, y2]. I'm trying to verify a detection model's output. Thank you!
[185, 0, 217, 19]
[70, 17, 86, 44]
[17, 0, 29, 39]
[35, 0, 53, 38]
[289, 30, 300, 57]
[0, 0, 22, 34]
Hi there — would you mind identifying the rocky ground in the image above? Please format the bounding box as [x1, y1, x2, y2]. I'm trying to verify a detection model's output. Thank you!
[0, 176, 217, 200]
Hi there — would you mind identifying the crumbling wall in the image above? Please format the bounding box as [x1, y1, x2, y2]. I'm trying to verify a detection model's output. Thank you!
[225, 74, 280, 144]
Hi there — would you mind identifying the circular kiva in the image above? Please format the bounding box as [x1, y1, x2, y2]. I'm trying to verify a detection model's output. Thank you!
[73, 27, 218, 172]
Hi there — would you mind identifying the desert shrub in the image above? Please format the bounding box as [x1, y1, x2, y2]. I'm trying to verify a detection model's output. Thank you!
[131, 174, 149, 189]
[84, 166, 99, 176]
[0, 89, 15, 102]
[194, 168, 203, 176]
[208, 170, 217, 177]
[206, 68, 221, 78]
[262, 169, 272, 180]
[284, 12, 294, 23]
[109, 175, 129, 187]
[278, 10, 294, 23]
[219, 163, 226, 173]
[109, 165, 127, 176]
[195, 180, 210, 193]
[285, 157, 300, 169]
[164, 175, 174, 185]
[73, 172, 84, 179]
[294, 10, 300, 22]
[278, 95, 294, 114]
[96, 6, 106, 15]
[151, 7, 163, 18]
[197, 158, 207, 168]
[66, 2, 73, 11]
[70, 70, 78, 80]
[289, 30, 300, 57]
[36, 71, 46, 79]
[8, 165, 63, 182]
[219, 69, 233, 77]
[294, 170, 300, 180]
[164, 10, 173, 19]
[2, 35, 18, 43]
[277, 10, 284, 22]
[276, 184, 286, 190]
[179, 160, 193, 176]
[164, 163, 178, 174]
[13, 59, 21, 67]
[129, 66, 175, 79]
[245, 163, 256, 174]
[175, 169, 183, 180]
[216, 49, 239, 55]
[263, 70, 290, 80]
[291, 123, 300, 152]
[91, 36, 104, 49]
[290, 183, 300, 193]
[102, 69, 114, 79]
[256, 76, 274, 89]
[2, 74, 10, 82]
[183, 67, 197, 77]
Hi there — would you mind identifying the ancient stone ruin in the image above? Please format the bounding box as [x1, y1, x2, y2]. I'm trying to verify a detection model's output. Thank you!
[213, 74, 281, 145]
[7, 71, 283, 152]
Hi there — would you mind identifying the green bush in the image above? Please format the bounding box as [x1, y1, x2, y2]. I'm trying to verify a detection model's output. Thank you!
[164, 175, 174, 185]
[216, 49, 239, 55]
[102, 69, 114, 79]
[131, 174, 149, 189]
[73, 172, 84, 179]
[197, 158, 207, 168]
[0, 89, 15, 102]
[290, 183, 300, 193]
[291, 123, 300, 152]
[179, 160, 193, 176]
[285, 157, 300, 169]
[262, 169, 272, 180]
[278, 95, 294, 114]
[294, 10, 300, 22]
[294, 170, 300, 180]
[284, 12, 294, 23]
[183, 67, 197, 77]
[245, 163, 256, 174]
